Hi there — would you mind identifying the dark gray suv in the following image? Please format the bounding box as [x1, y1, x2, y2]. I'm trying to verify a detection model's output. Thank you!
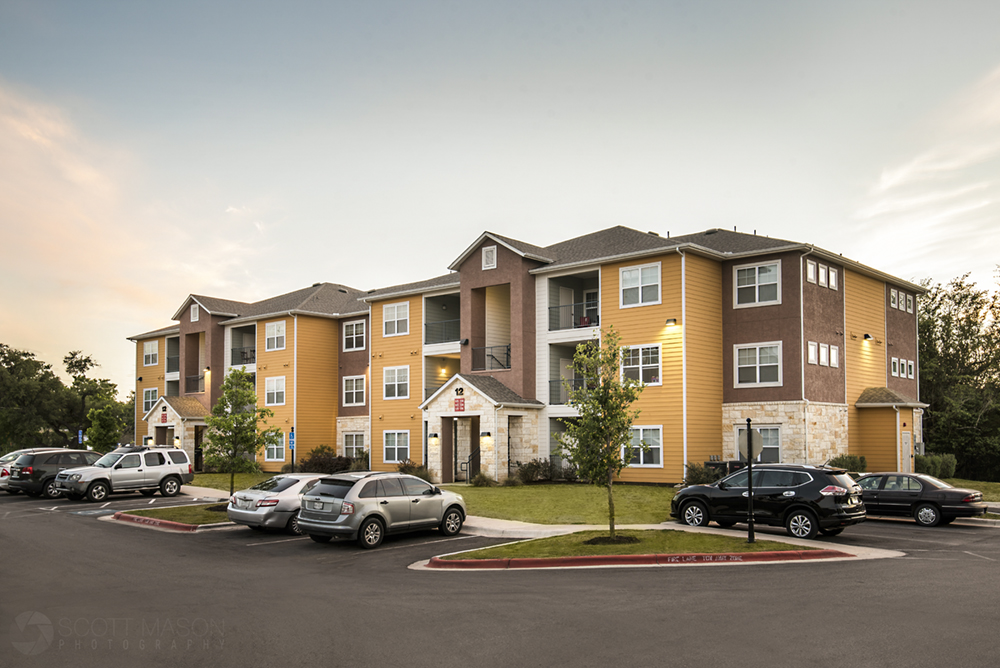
[297, 471, 466, 549]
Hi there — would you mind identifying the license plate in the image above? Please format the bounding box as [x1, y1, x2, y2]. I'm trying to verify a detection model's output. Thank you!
[310, 501, 324, 510]
[55, 482, 64, 488]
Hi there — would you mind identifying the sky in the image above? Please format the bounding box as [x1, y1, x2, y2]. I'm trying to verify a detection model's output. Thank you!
[2, 1, 999, 397]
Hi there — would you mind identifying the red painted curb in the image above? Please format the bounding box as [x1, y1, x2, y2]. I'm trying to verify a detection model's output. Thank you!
[113, 511, 199, 533]
[427, 549, 854, 570]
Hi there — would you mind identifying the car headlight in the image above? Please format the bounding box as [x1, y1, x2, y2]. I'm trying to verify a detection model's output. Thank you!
[69, 474, 82, 482]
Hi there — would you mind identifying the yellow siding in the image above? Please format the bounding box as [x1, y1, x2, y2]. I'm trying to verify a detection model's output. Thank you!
[683, 254, 724, 477]
[257, 317, 295, 472]
[295, 316, 340, 461]
[845, 270, 886, 456]
[600, 253, 684, 483]
[856, 408, 898, 472]
[370, 295, 424, 471]
[134, 337, 166, 443]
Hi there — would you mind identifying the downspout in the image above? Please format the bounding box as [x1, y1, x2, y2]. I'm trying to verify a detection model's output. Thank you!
[800, 247, 815, 464]
[893, 405, 901, 471]
[291, 312, 298, 466]
[676, 248, 687, 481]
[495, 403, 503, 480]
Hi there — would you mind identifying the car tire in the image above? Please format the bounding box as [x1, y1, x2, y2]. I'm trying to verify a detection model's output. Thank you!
[819, 527, 844, 537]
[41, 479, 61, 499]
[309, 534, 332, 543]
[140, 489, 157, 497]
[440, 507, 464, 536]
[357, 517, 384, 549]
[940, 517, 955, 525]
[914, 503, 941, 527]
[716, 520, 736, 529]
[86, 481, 109, 502]
[286, 512, 304, 536]
[159, 477, 180, 497]
[785, 509, 819, 539]
[681, 501, 709, 527]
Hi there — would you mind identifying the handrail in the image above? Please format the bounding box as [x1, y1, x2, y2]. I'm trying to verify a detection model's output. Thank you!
[459, 446, 481, 482]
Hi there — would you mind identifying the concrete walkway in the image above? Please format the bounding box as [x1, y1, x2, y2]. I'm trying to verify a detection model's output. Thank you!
[181, 484, 232, 500]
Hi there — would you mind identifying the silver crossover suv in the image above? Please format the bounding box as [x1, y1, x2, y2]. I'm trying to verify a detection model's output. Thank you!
[297, 471, 466, 549]
[227, 473, 326, 535]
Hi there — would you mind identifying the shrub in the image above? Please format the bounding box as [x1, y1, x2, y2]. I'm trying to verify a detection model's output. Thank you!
[396, 459, 432, 482]
[297, 445, 353, 475]
[684, 462, 724, 485]
[349, 450, 370, 471]
[515, 458, 554, 484]
[826, 454, 867, 473]
[915, 454, 942, 477]
[939, 453, 957, 478]
[472, 470, 498, 487]
[560, 462, 580, 483]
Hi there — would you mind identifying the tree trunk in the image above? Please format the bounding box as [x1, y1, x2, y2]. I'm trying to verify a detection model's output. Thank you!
[229, 470, 235, 496]
[607, 469, 616, 539]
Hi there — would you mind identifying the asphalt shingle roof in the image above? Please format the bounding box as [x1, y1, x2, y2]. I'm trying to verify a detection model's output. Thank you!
[366, 274, 461, 300]
[128, 325, 180, 341]
[456, 374, 544, 406]
[161, 396, 211, 419]
[855, 387, 926, 406]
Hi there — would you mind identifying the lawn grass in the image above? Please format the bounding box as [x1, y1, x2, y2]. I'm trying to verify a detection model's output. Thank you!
[192, 472, 274, 493]
[125, 503, 231, 526]
[945, 478, 1000, 502]
[441, 529, 803, 560]
[441, 483, 677, 525]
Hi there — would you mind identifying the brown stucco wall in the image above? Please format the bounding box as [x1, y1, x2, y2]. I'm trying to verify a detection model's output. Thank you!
[886, 285, 919, 397]
[803, 258, 847, 403]
[177, 301, 227, 411]
[339, 315, 370, 416]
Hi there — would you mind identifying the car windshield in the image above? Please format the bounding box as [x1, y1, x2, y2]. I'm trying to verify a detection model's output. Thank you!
[1, 451, 25, 464]
[250, 477, 299, 493]
[916, 475, 952, 489]
[94, 452, 122, 468]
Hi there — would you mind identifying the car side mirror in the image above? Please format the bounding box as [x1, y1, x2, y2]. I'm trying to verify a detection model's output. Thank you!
[114, 463, 123, 470]
[718, 481, 728, 490]
[432, 486, 442, 495]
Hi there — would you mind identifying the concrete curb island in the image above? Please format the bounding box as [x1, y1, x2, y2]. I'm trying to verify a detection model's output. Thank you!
[426, 549, 855, 570]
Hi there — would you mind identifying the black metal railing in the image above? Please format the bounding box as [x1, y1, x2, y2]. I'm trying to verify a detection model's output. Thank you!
[231, 347, 256, 366]
[166, 355, 180, 373]
[185, 374, 205, 393]
[548, 378, 587, 404]
[472, 344, 511, 371]
[459, 446, 481, 482]
[548, 302, 599, 331]
[424, 319, 461, 344]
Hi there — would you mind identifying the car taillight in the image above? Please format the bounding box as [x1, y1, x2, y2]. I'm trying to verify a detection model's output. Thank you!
[962, 494, 980, 503]
[820, 485, 848, 496]
[21, 466, 33, 475]
[229, 495, 237, 505]
[0, 468, 8, 478]
[188, 464, 193, 474]
[256, 499, 279, 507]
[341, 501, 355, 515]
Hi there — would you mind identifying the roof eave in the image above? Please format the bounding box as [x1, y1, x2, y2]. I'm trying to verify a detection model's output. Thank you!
[364, 281, 461, 304]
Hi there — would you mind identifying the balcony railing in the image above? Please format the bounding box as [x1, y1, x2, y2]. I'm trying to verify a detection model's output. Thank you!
[549, 378, 587, 405]
[548, 302, 600, 331]
[186, 374, 205, 393]
[166, 355, 180, 373]
[425, 319, 461, 345]
[231, 347, 256, 366]
[472, 344, 511, 371]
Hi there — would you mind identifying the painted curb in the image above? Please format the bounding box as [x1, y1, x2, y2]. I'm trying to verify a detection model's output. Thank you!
[113, 511, 199, 532]
[427, 549, 854, 570]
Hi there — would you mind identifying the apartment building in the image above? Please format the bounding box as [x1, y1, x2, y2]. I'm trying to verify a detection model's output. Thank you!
[131, 226, 924, 482]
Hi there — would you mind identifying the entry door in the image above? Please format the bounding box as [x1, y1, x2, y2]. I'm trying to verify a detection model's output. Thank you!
[441, 418, 454, 483]
[901, 432, 912, 473]
[560, 358, 573, 403]
[111, 454, 145, 490]
[559, 287, 574, 329]
[584, 289, 598, 324]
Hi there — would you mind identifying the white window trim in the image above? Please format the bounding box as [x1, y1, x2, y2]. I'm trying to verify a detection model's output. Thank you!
[344, 432, 365, 458]
[818, 264, 828, 288]
[619, 262, 662, 309]
[890, 289, 898, 309]
[482, 245, 497, 270]
[383, 365, 409, 400]
[343, 375, 366, 407]
[907, 360, 915, 379]
[734, 341, 783, 388]
[819, 343, 829, 367]
[143, 388, 158, 413]
[907, 294, 913, 313]
[143, 341, 159, 367]
[343, 319, 366, 352]
[621, 344, 662, 386]
[891, 358, 899, 377]
[733, 260, 782, 308]
[829, 268, 838, 291]
[265, 376, 286, 406]
[807, 341, 817, 365]
[623, 425, 664, 468]
[383, 302, 409, 338]
[191, 304, 199, 322]
[265, 321, 286, 352]
[383, 430, 410, 464]
[806, 260, 816, 284]
[265, 432, 285, 462]
[830, 345, 840, 368]
[734, 424, 782, 463]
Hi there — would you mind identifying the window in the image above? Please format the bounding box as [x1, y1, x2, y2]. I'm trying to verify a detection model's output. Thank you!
[829, 268, 838, 290]
[807, 341, 817, 365]
[907, 294, 913, 313]
[891, 358, 899, 377]
[343, 376, 365, 406]
[736, 426, 781, 463]
[191, 304, 199, 322]
[831, 345, 839, 368]
[265, 321, 286, 351]
[144, 452, 165, 466]
[626, 426, 662, 467]
[384, 431, 409, 463]
[620, 263, 660, 307]
[344, 433, 365, 459]
[819, 343, 829, 367]
[265, 377, 285, 405]
[806, 260, 816, 283]
[482, 245, 497, 270]
[735, 261, 780, 306]
[735, 343, 781, 387]
[384, 366, 409, 399]
[344, 320, 365, 351]
[143, 341, 158, 366]
[622, 345, 661, 385]
[907, 360, 915, 379]
[143, 388, 158, 413]
[818, 265, 828, 288]
[383, 303, 409, 337]
[266, 432, 285, 462]
[890, 289, 898, 309]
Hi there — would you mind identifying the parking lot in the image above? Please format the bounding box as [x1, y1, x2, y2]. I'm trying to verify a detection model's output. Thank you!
[3, 489, 999, 668]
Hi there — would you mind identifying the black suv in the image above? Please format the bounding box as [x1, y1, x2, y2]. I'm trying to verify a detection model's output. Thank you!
[8, 449, 102, 499]
[670, 464, 866, 539]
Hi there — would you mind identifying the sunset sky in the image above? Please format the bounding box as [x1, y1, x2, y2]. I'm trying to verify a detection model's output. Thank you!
[2, 1, 999, 396]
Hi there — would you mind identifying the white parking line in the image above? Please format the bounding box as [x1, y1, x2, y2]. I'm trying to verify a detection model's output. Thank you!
[101, 502, 111, 508]
[246, 536, 311, 547]
[964, 551, 996, 561]
[368, 535, 475, 553]
[148, 499, 156, 505]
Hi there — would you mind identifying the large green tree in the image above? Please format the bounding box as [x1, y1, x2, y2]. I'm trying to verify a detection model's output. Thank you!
[202, 367, 283, 495]
[919, 273, 1000, 481]
[556, 327, 644, 540]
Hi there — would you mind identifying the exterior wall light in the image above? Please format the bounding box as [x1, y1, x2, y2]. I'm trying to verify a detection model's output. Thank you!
[863, 334, 873, 340]
[173, 436, 181, 448]
[665, 318, 677, 326]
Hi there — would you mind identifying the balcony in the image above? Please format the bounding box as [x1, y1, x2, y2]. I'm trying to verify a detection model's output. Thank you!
[548, 302, 599, 331]
[549, 378, 587, 405]
[472, 345, 511, 371]
[166, 355, 180, 373]
[186, 374, 205, 393]
[425, 319, 460, 345]
[231, 346, 256, 366]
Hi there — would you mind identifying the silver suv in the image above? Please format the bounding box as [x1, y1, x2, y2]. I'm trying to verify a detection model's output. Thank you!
[297, 471, 466, 549]
[56, 446, 194, 502]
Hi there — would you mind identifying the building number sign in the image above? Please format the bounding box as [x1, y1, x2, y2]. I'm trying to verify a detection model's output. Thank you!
[455, 398, 465, 412]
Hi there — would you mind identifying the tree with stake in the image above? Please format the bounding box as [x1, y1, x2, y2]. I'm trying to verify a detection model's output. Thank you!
[202, 368, 283, 496]
[556, 327, 645, 541]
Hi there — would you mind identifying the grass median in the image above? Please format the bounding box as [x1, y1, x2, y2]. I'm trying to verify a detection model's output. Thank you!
[124, 503, 231, 526]
[192, 473, 273, 493]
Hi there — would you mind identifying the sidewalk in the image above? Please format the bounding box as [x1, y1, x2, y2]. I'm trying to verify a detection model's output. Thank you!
[181, 485, 232, 501]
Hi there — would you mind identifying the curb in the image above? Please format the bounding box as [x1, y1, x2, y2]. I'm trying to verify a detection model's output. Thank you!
[426, 549, 854, 570]
[113, 511, 199, 532]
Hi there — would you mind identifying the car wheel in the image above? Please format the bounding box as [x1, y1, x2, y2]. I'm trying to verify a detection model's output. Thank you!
[819, 527, 844, 537]
[440, 507, 464, 536]
[41, 479, 61, 499]
[140, 489, 157, 497]
[914, 503, 941, 527]
[681, 501, 709, 527]
[159, 477, 180, 497]
[66, 493, 84, 501]
[785, 509, 819, 539]
[357, 517, 384, 549]
[716, 520, 736, 529]
[86, 481, 109, 502]
[286, 512, 304, 536]
[309, 534, 332, 543]
[939, 516, 955, 525]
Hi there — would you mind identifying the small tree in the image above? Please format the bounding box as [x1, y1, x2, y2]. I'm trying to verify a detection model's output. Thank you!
[556, 327, 644, 540]
[86, 405, 125, 453]
[202, 368, 282, 495]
